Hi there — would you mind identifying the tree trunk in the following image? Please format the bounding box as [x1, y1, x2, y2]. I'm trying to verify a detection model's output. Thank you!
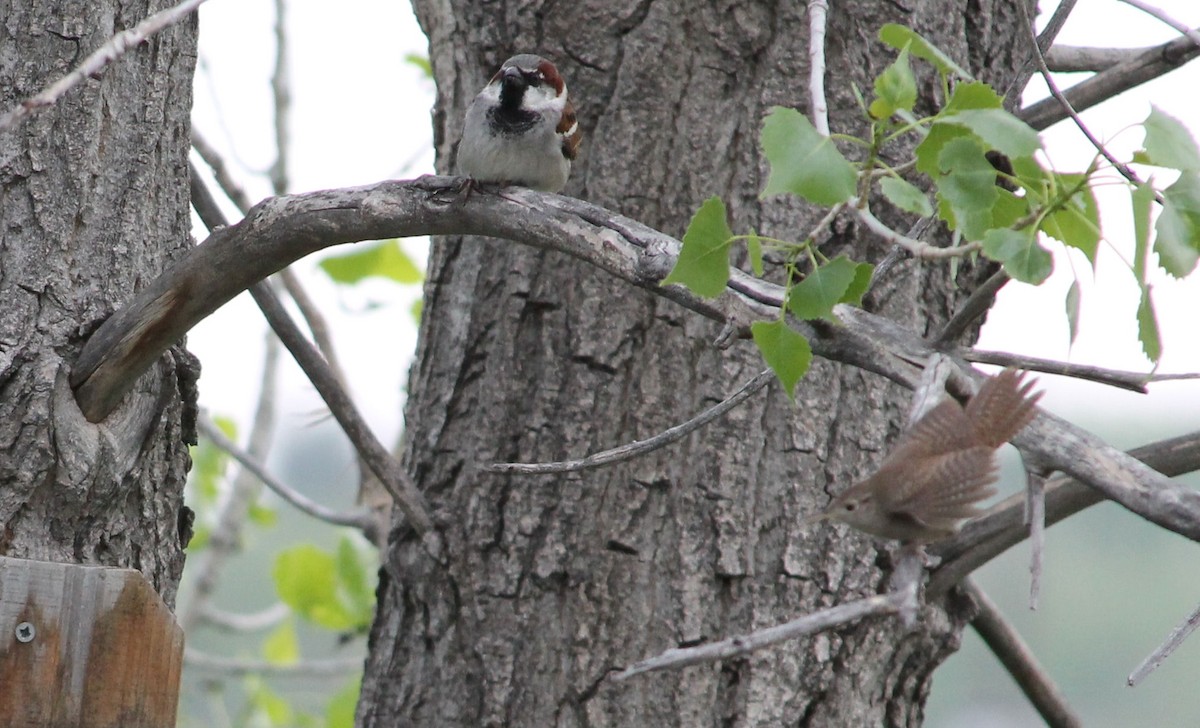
[361, 0, 1032, 724]
[0, 0, 198, 605]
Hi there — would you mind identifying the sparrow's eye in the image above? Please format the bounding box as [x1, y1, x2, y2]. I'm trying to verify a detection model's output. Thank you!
[843, 501, 857, 512]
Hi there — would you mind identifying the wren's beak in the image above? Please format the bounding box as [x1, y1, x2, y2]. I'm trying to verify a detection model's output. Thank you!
[801, 509, 833, 528]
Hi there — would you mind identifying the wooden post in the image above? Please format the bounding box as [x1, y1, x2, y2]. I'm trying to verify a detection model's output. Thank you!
[0, 556, 183, 728]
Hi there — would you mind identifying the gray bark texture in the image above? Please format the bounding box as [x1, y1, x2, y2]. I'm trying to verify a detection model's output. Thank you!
[0, 0, 198, 605]
[361, 0, 1033, 725]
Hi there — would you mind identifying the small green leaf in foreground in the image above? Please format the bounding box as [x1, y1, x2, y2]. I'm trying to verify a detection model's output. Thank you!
[751, 319, 812, 399]
[1140, 106, 1200, 172]
[1154, 172, 1200, 278]
[871, 47, 917, 119]
[981, 228, 1052, 284]
[761, 107, 856, 206]
[661, 196, 734, 297]
[787, 256, 859, 322]
[880, 176, 933, 217]
[878, 24, 972, 79]
[1137, 286, 1162, 363]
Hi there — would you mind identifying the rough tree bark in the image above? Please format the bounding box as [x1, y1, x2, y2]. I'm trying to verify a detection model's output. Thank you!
[360, 0, 1033, 725]
[0, 1, 198, 604]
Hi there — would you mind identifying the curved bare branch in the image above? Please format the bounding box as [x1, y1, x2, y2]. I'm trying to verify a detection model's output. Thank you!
[68, 177, 1200, 547]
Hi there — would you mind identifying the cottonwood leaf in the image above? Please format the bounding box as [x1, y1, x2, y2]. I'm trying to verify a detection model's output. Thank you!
[751, 320, 812, 399]
[662, 196, 733, 296]
[761, 107, 856, 205]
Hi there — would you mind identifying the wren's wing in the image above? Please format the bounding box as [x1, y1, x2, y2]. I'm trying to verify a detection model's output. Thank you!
[966, 368, 1042, 448]
[877, 446, 1000, 531]
[879, 398, 976, 469]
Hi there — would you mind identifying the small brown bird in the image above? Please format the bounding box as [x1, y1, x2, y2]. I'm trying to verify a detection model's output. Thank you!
[807, 368, 1042, 543]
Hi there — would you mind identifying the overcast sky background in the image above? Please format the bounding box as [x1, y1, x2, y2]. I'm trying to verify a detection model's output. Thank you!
[185, 1, 1200, 725]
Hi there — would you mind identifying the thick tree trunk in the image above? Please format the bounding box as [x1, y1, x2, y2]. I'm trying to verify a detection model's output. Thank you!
[0, 1, 198, 604]
[361, 0, 1032, 724]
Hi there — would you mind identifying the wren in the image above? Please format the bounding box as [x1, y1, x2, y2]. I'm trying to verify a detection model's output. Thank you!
[807, 368, 1042, 543]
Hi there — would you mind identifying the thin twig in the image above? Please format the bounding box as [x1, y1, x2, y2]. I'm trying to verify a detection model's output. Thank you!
[200, 603, 290, 633]
[614, 591, 908, 681]
[179, 332, 282, 634]
[1020, 27, 1200, 131]
[184, 649, 364, 677]
[485, 369, 774, 474]
[1118, 0, 1200, 47]
[807, 0, 831, 136]
[934, 270, 1009, 347]
[268, 0, 291, 195]
[192, 129, 255, 212]
[1003, 0, 1078, 107]
[1018, 2, 1146, 190]
[188, 174, 435, 536]
[1044, 45, 1154, 73]
[1129, 601, 1200, 686]
[198, 417, 374, 531]
[961, 349, 1198, 393]
[1025, 471, 1046, 611]
[965, 579, 1084, 728]
[0, 0, 209, 133]
[852, 201, 980, 259]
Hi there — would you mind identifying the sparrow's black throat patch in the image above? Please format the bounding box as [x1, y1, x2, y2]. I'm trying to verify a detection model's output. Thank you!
[490, 73, 539, 135]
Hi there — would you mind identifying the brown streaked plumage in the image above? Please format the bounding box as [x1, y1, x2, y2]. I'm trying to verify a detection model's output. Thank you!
[807, 368, 1042, 543]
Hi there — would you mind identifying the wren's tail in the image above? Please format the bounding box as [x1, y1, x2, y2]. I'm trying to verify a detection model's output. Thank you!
[965, 368, 1043, 448]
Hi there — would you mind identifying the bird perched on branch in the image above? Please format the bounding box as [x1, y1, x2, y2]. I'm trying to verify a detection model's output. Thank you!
[806, 368, 1042, 543]
[458, 54, 581, 193]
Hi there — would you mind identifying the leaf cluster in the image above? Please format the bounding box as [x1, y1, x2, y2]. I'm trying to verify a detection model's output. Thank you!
[662, 24, 1200, 393]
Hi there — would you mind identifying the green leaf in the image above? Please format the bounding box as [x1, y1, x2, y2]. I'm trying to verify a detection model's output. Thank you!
[841, 262, 875, 306]
[914, 82, 1003, 176]
[326, 678, 361, 728]
[871, 47, 917, 118]
[661, 196, 733, 296]
[274, 544, 357, 630]
[1040, 173, 1099, 264]
[1131, 179, 1155, 282]
[788, 256, 859, 321]
[263, 619, 299, 665]
[1137, 286, 1162, 363]
[981, 228, 1052, 284]
[410, 297, 424, 324]
[1065, 280, 1081, 346]
[935, 137, 998, 238]
[880, 176, 933, 216]
[1140, 106, 1200, 172]
[761, 107, 856, 205]
[319, 240, 424, 285]
[1154, 172, 1200, 277]
[944, 81, 1003, 112]
[940, 108, 1041, 158]
[746, 230, 764, 277]
[878, 24, 972, 79]
[750, 320, 812, 399]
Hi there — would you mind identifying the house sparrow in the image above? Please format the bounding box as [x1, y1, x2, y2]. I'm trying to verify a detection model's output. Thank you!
[458, 54, 581, 193]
